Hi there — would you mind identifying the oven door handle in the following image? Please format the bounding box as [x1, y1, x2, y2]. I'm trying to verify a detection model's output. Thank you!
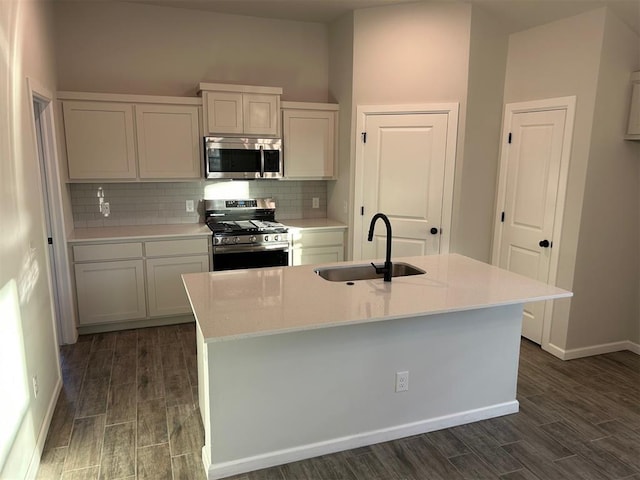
[214, 244, 290, 254]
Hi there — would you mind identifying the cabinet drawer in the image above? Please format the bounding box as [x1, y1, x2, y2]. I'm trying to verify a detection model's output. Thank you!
[145, 238, 209, 257]
[295, 230, 344, 248]
[73, 242, 142, 262]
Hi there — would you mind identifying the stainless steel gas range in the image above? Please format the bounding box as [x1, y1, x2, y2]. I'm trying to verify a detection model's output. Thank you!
[204, 198, 291, 271]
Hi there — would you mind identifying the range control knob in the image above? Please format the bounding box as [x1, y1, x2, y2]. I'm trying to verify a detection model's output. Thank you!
[264, 235, 270, 242]
[221, 237, 229, 244]
[274, 235, 280, 242]
[249, 236, 257, 243]
[233, 236, 240, 244]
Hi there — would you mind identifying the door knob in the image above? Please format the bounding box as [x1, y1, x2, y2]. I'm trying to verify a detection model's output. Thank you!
[430, 227, 439, 235]
[539, 239, 550, 248]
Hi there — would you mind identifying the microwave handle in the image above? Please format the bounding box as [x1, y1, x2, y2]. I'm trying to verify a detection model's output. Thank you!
[259, 145, 265, 178]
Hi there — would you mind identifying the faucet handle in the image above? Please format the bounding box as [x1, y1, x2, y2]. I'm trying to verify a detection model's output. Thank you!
[371, 262, 385, 274]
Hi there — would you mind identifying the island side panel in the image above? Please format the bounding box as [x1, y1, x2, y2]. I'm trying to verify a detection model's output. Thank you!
[204, 304, 523, 478]
[196, 323, 212, 467]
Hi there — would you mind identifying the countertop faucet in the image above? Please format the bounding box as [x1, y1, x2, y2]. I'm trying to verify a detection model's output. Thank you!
[368, 213, 393, 282]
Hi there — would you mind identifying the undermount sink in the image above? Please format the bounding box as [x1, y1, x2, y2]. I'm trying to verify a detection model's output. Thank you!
[314, 262, 426, 282]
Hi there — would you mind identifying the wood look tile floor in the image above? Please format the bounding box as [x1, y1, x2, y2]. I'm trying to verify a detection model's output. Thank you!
[38, 324, 640, 480]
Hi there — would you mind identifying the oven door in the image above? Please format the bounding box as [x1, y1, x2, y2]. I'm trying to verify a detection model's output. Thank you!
[212, 244, 290, 271]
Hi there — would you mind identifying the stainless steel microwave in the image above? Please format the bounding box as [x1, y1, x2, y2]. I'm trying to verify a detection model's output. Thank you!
[204, 137, 283, 179]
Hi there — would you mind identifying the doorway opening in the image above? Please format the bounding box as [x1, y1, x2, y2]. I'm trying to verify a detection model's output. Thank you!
[29, 79, 76, 345]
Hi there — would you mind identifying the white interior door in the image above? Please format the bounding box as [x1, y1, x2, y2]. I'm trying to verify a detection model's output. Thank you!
[495, 108, 567, 344]
[358, 112, 450, 261]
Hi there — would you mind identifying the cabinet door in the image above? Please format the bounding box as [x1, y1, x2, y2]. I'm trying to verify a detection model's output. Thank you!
[243, 94, 279, 136]
[74, 260, 146, 325]
[63, 101, 137, 179]
[136, 105, 201, 179]
[146, 255, 210, 317]
[203, 91, 243, 135]
[283, 109, 335, 178]
[293, 246, 344, 266]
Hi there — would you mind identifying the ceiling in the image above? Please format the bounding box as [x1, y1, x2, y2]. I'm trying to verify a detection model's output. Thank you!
[123, 0, 640, 33]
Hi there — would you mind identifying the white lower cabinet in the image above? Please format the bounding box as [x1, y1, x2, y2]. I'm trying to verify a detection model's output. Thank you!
[292, 228, 345, 266]
[74, 259, 147, 325]
[72, 237, 210, 328]
[146, 255, 209, 317]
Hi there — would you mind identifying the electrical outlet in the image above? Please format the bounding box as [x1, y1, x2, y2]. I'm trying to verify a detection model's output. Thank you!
[186, 200, 195, 212]
[101, 202, 110, 217]
[32, 375, 39, 398]
[396, 371, 409, 392]
[312, 197, 320, 209]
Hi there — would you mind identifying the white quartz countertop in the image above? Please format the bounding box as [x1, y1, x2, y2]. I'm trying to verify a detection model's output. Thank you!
[182, 254, 572, 343]
[283, 218, 347, 230]
[68, 224, 212, 243]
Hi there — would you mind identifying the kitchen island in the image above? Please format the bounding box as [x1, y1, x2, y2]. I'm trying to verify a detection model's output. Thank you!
[182, 254, 571, 479]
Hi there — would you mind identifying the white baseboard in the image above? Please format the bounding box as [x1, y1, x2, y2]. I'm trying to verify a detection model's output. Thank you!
[25, 376, 62, 480]
[545, 340, 640, 360]
[204, 401, 519, 480]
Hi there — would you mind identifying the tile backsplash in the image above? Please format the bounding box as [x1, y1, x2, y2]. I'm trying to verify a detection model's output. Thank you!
[70, 181, 327, 228]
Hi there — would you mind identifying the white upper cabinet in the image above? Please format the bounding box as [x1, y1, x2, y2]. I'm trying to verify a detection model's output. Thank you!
[200, 83, 282, 137]
[63, 101, 137, 180]
[59, 92, 202, 182]
[282, 102, 338, 179]
[626, 71, 640, 140]
[136, 104, 201, 179]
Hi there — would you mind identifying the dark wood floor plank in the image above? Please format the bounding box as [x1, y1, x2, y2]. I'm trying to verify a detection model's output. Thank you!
[44, 395, 76, 449]
[100, 421, 135, 479]
[592, 434, 640, 471]
[424, 429, 472, 458]
[91, 332, 117, 352]
[503, 413, 575, 461]
[345, 450, 395, 479]
[85, 349, 114, 381]
[553, 454, 610, 480]
[370, 440, 422, 480]
[160, 341, 186, 375]
[448, 452, 500, 479]
[400, 434, 465, 479]
[164, 369, 194, 407]
[137, 443, 172, 480]
[111, 353, 136, 385]
[137, 343, 164, 402]
[60, 466, 100, 480]
[106, 382, 136, 425]
[539, 421, 636, 479]
[310, 453, 358, 480]
[76, 377, 110, 418]
[137, 398, 168, 447]
[114, 330, 138, 358]
[63, 415, 106, 472]
[278, 458, 322, 479]
[499, 468, 544, 479]
[451, 422, 524, 474]
[36, 446, 67, 480]
[501, 441, 572, 480]
[167, 403, 204, 456]
[171, 452, 207, 480]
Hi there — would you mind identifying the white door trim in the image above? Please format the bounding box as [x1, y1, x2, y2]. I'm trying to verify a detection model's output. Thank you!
[491, 96, 576, 350]
[27, 77, 78, 345]
[353, 103, 459, 260]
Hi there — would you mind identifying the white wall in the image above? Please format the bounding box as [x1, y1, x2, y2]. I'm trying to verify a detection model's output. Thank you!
[456, 6, 508, 262]
[53, 1, 329, 101]
[503, 8, 606, 350]
[327, 13, 354, 255]
[567, 10, 640, 349]
[0, 0, 61, 477]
